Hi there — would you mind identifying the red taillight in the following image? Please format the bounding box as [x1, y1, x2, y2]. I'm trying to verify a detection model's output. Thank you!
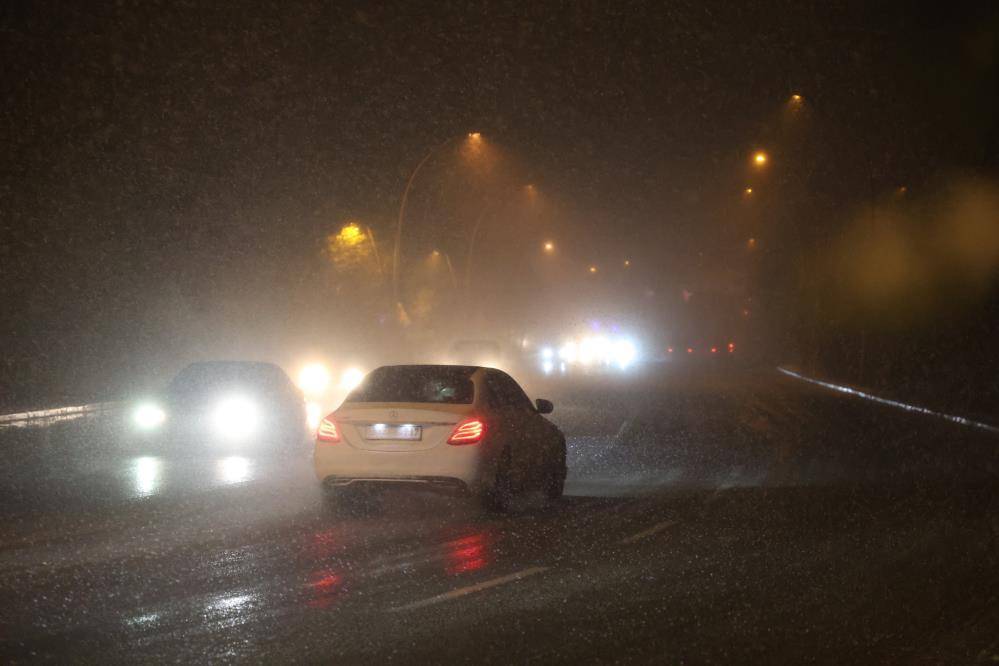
[711, 347, 717, 354]
[687, 347, 694, 354]
[317, 415, 340, 443]
[667, 347, 674, 353]
[448, 418, 485, 445]
[728, 342, 735, 353]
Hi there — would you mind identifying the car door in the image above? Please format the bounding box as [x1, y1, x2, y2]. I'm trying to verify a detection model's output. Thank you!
[486, 371, 545, 487]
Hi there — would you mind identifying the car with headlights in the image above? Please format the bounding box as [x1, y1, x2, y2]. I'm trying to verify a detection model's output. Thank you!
[314, 364, 566, 512]
[131, 361, 307, 448]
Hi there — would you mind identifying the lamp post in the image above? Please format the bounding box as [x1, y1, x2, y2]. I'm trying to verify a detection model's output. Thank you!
[391, 133, 480, 308]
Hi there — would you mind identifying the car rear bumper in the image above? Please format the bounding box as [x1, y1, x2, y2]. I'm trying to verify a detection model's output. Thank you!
[320, 474, 472, 495]
[314, 443, 489, 491]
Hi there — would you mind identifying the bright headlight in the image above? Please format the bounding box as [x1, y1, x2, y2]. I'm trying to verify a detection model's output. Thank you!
[297, 363, 331, 397]
[133, 403, 166, 430]
[613, 339, 638, 369]
[211, 395, 260, 440]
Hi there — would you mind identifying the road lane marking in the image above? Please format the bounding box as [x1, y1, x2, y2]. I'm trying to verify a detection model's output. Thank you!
[619, 520, 676, 545]
[388, 566, 550, 612]
[614, 418, 631, 442]
[777, 367, 999, 435]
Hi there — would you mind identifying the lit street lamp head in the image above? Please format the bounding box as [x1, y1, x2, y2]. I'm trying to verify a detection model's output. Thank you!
[543, 241, 554, 253]
[753, 151, 768, 166]
[468, 132, 481, 140]
[589, 265, 598, 274]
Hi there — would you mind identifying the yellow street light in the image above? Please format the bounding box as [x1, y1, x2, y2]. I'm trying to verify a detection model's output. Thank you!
[790, 93, 803, 103]
[747, 237, 757, 250]
[543, 241, 555, 253]
[468, 132, 482, 140]
[588, 265, 598, 274]
[744, 187, 753, 195]
[624, 259, 631, 267]
[753, 151, 768, 166]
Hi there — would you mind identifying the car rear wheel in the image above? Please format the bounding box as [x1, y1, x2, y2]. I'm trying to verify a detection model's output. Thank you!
[543, 461, 565, 501]
[480, 449, 515, 513]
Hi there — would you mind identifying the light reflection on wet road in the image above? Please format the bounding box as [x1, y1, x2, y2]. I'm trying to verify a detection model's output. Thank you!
[1, 369, 997, 662]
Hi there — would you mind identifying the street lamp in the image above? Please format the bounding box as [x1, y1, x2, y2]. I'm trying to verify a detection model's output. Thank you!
[589, 265, 598, 274]
[790, 93, 803, 103]
[744, 187, 753, 195]
[753, 151, 768, 167]
[392, 132, 480, 307]
[624, 259, 631, 267]
[543, 241, 555, 253]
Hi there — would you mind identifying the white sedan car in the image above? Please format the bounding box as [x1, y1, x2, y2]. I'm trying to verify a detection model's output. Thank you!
[314, 365, 566, 511]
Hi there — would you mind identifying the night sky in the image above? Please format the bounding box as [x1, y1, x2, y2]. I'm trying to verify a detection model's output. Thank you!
[2, 0, 997, 404]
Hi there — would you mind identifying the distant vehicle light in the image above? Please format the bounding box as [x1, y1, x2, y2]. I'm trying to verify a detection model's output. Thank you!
[133, 402, 166, 430]
[212, 395, 260, 440]
[613, 339, 638, 368]
[297, 363, 331, 397]
[540, 347, 555, 360]
[542, 360, 555, 375]
[448, 418, 485, 445]
[317, 415, 340, 443]
[339, 367, 365, 392]
[667, 347, 674, 353]
[711, 347, 717, 354]
[687, 347, 694, 354]
[728, 342, 735, 353]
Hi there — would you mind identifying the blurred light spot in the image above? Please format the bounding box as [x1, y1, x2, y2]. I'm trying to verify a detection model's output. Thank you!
[132, 456, 161, 497]
[217, 456, 253, 485]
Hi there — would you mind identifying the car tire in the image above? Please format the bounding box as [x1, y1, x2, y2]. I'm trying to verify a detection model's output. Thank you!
[480, 449, 515, 513]
[543, 461, 566, 501]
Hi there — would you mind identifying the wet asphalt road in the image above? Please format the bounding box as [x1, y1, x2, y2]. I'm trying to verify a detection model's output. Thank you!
[1, 367, 997, 663]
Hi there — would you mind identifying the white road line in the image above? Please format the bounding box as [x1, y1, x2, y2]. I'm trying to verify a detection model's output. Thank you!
[777, 367, 999, 435]
[388, 566, 550, 613]
[619, 520, 676, 545]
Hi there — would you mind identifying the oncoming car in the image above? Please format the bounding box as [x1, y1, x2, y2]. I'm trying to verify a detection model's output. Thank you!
[313, 365, 567, 511]
[131, 361, 307, 448]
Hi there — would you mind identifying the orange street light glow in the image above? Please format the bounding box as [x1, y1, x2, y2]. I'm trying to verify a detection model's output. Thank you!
[543, 241, 554, 252]
[744, 187, 753, 195]
[624, 259, 631, 267]
[468, 132, 481, 140]
[753, 151, 768, 166]
[790, 93, 803, 102]
[589, 266, 598, 274]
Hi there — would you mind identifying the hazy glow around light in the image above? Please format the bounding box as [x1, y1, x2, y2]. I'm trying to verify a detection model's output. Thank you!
[339, 367, 365, 392]
[297, 363, 331, 396]
[306, 401, 322, 430]
[217, 456, 253, 485]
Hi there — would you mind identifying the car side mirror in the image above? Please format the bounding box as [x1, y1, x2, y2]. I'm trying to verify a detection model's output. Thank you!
[535, 398, 554, 414]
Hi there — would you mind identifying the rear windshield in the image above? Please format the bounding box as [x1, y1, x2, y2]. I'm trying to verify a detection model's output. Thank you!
[346, 366, 475, 404]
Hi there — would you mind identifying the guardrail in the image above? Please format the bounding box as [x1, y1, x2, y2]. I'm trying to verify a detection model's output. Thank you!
[0, 402, 121, 426]
[777, 367, 999, 435]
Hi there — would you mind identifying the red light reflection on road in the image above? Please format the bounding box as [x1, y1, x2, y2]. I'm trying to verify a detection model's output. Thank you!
[445, 533, 490, 576]
[306, 568, 342, 609]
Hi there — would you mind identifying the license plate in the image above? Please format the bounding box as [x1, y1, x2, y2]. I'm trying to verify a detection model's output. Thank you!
[363, 424, 422, 441]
